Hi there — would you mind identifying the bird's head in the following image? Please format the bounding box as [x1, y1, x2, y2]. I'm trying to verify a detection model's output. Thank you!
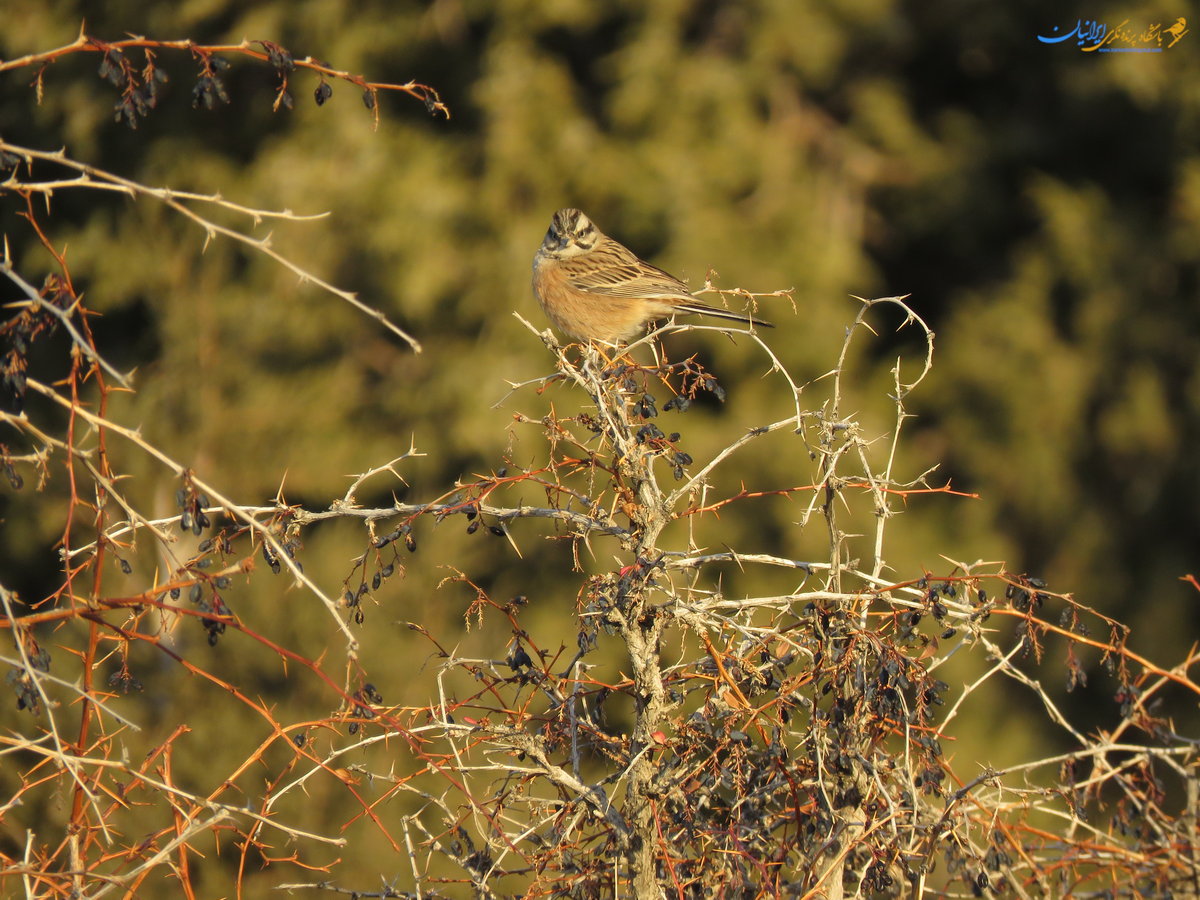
[539, 208, 600, 258]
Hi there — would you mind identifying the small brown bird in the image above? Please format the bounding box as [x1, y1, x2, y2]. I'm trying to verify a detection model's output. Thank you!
[531, 208, 773, 342]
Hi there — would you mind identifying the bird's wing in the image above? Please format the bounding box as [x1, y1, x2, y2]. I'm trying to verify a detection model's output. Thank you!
[566, 242, 696, 301]
[562, 240, 774, 326]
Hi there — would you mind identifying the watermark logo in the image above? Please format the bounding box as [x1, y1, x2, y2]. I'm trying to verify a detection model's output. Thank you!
[1037, 17, 1188, 51]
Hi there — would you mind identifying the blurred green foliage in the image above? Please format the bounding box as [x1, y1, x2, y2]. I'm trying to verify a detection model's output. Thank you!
[2, 0, 1198, 893]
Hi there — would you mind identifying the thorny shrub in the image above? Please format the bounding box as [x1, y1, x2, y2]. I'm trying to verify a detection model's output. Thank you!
[1, 29, 1199, 900]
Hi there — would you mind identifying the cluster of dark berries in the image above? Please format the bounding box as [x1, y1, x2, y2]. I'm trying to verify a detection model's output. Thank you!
[341, 524, 417, 622]
[96, 48, 132, 88]
[107, 670, 144, 694]
[261, 541, 281, 574]
[663, 395, 690, 412]
[1113, 682, 1141, 718]
[343, 545, 399, 624]
[78, 37, 446, 128]
[7, 669, 40, 713]
[188, 583, 230, 646]
[505, 645, 534, 681]
[609, 358, 727, 423]
[669, 450, 692, 480]
[96, 47, 170, 128]
[918, 579, 955, 621]
[635, 422, 664, 444]
[114, 67, 169, 127]
[370, 562, 396, 591]
[624, 383, 695, 479]
[347, 683, 383, 734]
[633, 394, 657, 418]
[374, 522, 417, 553]
[1005, 574, 1048, 612]
[261, 536, 300, 576]
[1, 275, 72, 414]
[6, 641, 50, 713]
[2, 339, 29, 415]
[415, 85, 442, 115]
[634, 423, 692, 480]
[198, 532, 235, 557]
[700, 375, 726, 402]
[120, 66, 167, 126]
[259, 40, 294, 72]
[2, 447, 23, 490]
[192, 56, 231, 110]
[344, 583, 369, 608]
[176, 485, 211, 536]
[356, 682, 383, 706]
[259, 41, 297, 111]
[461, 505, 483, 535]
[672, 359, 727, 404]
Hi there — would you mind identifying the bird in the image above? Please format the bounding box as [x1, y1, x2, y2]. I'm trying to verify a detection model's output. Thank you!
[531, 208, 773, 342]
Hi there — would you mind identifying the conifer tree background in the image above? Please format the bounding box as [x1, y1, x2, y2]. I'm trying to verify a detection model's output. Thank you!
[2, 4, 1198, 897]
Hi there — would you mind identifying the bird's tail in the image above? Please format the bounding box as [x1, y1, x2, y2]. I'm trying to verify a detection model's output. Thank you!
[676, 300, 774, 329]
